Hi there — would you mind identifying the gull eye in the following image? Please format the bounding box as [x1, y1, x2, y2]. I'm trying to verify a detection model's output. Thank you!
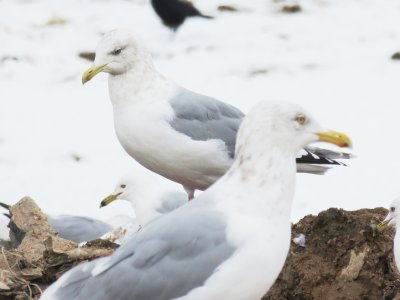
[295, 114, 307, 125]
[120, 184, 126, 188]
[391, 206, 395, 212]
[111, 48, 122, 56]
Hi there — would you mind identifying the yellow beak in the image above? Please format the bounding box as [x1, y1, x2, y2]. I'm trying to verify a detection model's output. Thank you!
[100, 192, 122, 208]
[316, 130, 352, 148]
[82, 64, 107, 84]
[376, 218, 391, 232]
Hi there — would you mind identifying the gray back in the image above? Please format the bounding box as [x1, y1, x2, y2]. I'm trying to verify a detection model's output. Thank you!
[169, 89, 244, 158]
[47, 201, 236, 300]
[48, 215, 112, 243]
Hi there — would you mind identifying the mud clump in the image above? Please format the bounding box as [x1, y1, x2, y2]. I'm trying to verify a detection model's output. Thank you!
[265, 208, 400, 300]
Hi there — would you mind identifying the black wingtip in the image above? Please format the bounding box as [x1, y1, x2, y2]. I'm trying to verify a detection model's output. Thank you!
[0, 202, 11, 210]
[296, 151, 346, 166]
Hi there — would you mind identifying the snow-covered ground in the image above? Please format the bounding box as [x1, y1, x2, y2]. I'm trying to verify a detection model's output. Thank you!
[0, 0, 399, 225]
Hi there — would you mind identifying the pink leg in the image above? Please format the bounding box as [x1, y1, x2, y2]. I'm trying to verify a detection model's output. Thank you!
[183, 186, 195, 201]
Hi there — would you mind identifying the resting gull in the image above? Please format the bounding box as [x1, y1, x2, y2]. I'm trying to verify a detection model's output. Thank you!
[82, 29, 351, 200]
[40, 101, 351, 300]
[0, 202, 112, 243]
[100, 171, 187, 226]
[377, 197, 400, 271]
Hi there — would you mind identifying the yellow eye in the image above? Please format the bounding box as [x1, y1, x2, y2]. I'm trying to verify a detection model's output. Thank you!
[295, 115, 306, 125]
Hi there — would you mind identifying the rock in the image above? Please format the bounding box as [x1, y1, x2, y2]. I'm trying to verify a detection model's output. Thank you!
[281, 5, 302, 13]
[0, 197, 118, 299]
[264, 208, 400, 299]
[391, 52, 400, 60]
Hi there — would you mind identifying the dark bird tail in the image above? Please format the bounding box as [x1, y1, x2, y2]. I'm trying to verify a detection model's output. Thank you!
[199, 14, 214, 19]
[0, 202, 11, 219]
[0, 202, 10, 211]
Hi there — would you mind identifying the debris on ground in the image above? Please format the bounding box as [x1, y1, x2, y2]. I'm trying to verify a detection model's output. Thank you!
[0, 197, 118, 300]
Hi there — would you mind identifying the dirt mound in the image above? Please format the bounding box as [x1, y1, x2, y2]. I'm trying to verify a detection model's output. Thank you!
[265, 208, 400, 300]
[1, 199, 399, 299]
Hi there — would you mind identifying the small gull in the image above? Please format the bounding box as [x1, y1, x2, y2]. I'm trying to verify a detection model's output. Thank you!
[82, 29, 352, 200]
[377, 197, 400, 271]
[100, 171, 187, 226]
[40, 101, 351, 300]
[99, 171, 187, 244]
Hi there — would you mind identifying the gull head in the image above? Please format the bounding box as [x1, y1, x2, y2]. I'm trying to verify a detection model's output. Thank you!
[235, 101, 352, 158]
[82, 29, 149, 84]
[377, 197, 400, 231]
[100, 174, 136, 208]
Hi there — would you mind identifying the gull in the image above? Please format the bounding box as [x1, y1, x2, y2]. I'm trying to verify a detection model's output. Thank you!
[377, 197, 400, 271]
[82, 29, 351, 199]
[100, 171, 187, 226]
[40, 101, 351, 300]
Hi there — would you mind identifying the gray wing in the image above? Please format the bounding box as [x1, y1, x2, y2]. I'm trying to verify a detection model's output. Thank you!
[48, 215, 113, 243]
[42, 202, 236, 300]
[156, 191, 188, 214]
[169, 88, 244, 158]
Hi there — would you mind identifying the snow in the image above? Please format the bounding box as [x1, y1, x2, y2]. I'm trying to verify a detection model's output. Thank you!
[0, 0, 399, 224]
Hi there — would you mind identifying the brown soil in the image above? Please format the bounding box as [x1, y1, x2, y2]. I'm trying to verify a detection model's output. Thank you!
[265, 208, 400, 300]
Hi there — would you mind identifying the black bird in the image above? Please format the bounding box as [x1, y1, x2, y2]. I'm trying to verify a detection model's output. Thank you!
[151, 0, 213, 31]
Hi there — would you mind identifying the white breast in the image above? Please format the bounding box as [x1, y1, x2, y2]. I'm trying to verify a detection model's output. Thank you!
[112, 97, 232, 191]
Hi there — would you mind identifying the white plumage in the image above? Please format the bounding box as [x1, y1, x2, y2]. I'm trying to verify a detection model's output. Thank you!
[101, 170, 187, 227]
[82, 29, 351, 199]
[40, 101, 351, 300]
[379, 197, 400, 272]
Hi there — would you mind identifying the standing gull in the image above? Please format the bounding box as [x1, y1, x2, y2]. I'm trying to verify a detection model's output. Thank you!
[377, 197, 400, 271]
[41, 101, 352, 300]
[82, 29, 352, 199]
[100, 171, 187, 226]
